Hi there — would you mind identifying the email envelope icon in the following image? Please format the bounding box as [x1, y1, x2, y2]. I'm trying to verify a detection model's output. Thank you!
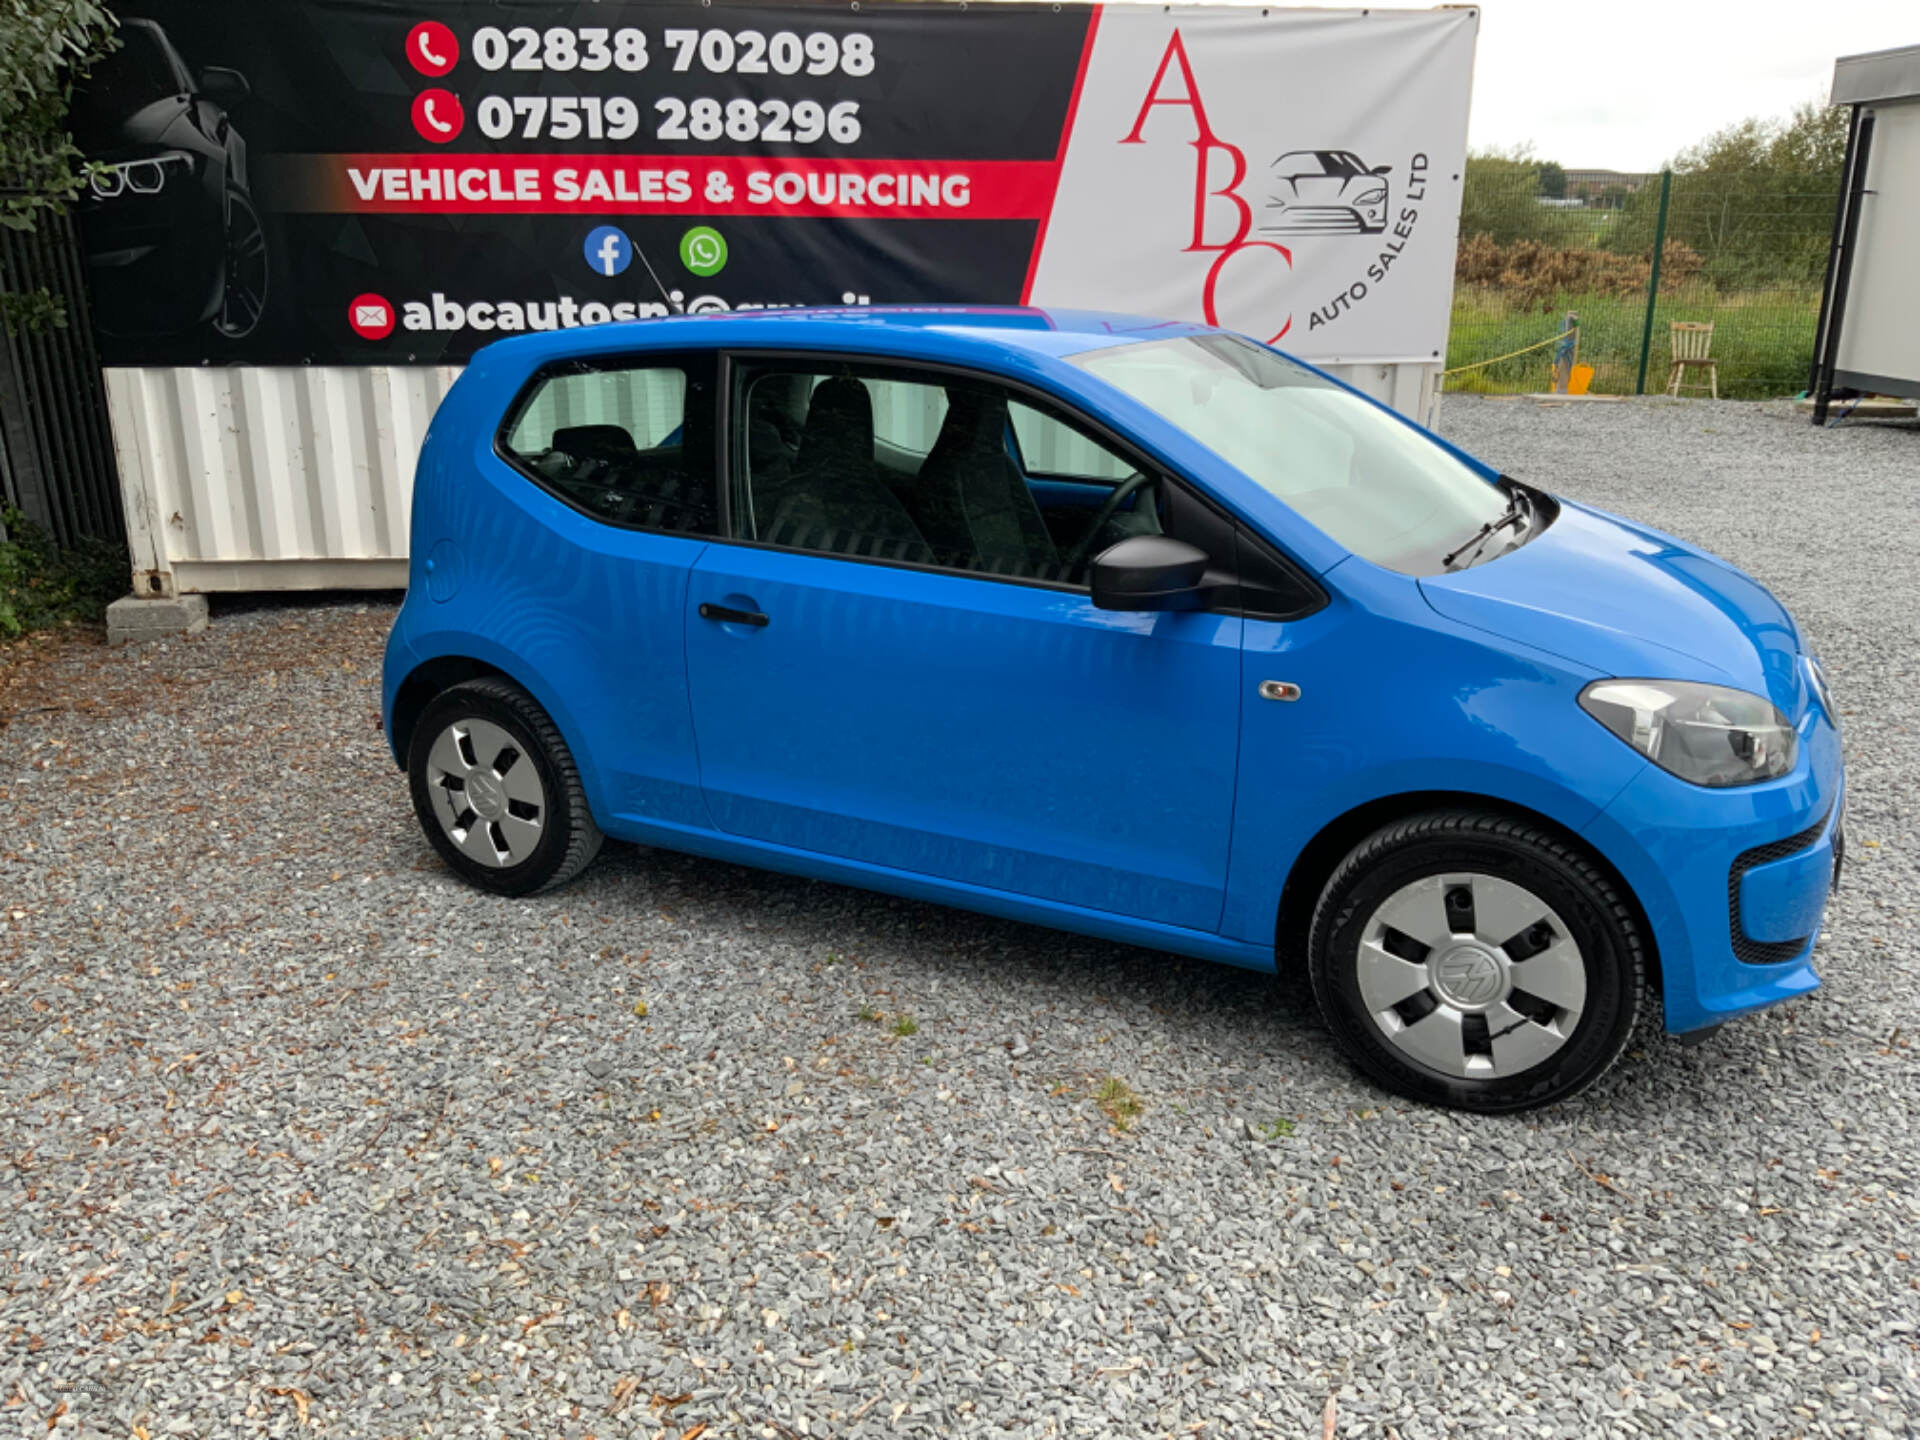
[356, 304, 389, 325]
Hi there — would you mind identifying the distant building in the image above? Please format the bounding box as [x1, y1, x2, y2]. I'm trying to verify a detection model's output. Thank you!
[1563, 168, 1649, 198]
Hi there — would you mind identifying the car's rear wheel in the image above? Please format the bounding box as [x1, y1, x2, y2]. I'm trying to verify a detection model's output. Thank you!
[408, 678, 602, 896]
[1307, 810, 1646, 1112]
[213, 190, 268, 339]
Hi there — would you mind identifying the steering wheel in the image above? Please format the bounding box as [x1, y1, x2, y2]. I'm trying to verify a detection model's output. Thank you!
[1063, 471, 1158, 570]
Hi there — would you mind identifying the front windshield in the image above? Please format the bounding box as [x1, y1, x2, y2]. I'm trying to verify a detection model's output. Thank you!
[1073, 334, 1515, 575]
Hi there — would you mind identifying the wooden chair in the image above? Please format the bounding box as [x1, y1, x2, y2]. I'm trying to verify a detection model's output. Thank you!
[1666, 321, 1718, 399]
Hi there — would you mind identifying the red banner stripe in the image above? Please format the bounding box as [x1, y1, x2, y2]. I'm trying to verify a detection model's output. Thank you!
[284, 153, 1063, 220]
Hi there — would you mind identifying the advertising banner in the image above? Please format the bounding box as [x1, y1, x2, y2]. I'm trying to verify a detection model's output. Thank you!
[71, 1, 1476, 367]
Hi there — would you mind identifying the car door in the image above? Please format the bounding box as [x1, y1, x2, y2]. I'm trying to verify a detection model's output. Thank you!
[488, 350, 721, 829]
[681, 355, 1242, 933]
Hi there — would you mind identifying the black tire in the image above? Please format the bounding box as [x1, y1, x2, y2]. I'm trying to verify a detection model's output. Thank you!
[407, 678, 603, 896]
[212, 189, 269, 340]
[1306, 810, 1646, 1112]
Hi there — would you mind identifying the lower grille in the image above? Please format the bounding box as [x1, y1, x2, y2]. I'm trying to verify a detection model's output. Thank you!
[1728, 809, 1830, 964]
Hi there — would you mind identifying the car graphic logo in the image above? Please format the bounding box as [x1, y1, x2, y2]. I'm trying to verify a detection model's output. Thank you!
[584, 225, 633, 278]
[1261, 148, 1393, 236]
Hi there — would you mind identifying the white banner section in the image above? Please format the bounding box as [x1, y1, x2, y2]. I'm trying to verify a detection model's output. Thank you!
[1029, 6, 1477, 364]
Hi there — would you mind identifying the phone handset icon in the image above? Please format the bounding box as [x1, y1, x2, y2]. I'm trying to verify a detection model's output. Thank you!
[405, 22, 458, 78]
[410, 88, 464, 143]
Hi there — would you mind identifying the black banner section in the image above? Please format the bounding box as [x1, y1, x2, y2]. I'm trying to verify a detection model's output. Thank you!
[72, 0, 1095, 366]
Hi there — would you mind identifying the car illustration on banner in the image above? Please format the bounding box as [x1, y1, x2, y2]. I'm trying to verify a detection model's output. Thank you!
[73, 19, 268, 340]
[1260, 149, 1394, 235]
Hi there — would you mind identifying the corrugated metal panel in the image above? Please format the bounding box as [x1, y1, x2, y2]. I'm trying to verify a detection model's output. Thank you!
[106, 365, 458, 593]
[104, 356, 1442, 592]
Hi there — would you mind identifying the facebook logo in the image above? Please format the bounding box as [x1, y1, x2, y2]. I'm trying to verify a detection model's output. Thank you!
[583, 226, 633, 278]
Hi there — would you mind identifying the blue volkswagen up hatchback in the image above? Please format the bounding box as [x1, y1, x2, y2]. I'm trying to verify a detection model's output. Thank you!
[384, 308, 1843, 1112]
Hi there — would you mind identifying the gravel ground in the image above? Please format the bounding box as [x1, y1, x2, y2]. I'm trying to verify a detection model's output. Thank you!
[3, 396, 1917, 1440]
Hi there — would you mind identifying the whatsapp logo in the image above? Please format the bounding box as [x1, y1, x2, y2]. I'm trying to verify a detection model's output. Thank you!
[679, 226, 728, 278]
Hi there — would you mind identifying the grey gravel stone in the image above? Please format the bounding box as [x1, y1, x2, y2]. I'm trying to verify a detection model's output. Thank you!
[2, 398, 1917, 1437]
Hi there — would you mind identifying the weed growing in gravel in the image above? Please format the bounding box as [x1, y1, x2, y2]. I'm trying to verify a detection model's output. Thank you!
[856, 1004, 882, 1023]
[891, 1015, 920, 1037]
[1256, 1117, 1296, 1140]
[1094, 1076, 1143, 1131]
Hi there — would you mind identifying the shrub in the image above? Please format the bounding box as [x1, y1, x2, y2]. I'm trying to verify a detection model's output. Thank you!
[0, 508, 126, 637]
[1455, 235, 1704, 310]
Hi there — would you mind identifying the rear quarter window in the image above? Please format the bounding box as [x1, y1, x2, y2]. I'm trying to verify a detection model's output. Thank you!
[498, 359, 719, 535]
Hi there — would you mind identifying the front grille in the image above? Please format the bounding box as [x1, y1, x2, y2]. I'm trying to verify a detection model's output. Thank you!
[1728, 809, 1830, 964]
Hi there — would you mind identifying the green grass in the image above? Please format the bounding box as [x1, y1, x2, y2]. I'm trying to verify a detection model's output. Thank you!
[890, 1014, 919, 1037]
[1446, 284, 1819, 399]
[1093, 1076, 1143, 1132]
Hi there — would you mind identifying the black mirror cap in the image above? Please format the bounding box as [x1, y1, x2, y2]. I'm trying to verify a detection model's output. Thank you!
[1090, 535, 1217, 612]
[199, 66, 251, 106]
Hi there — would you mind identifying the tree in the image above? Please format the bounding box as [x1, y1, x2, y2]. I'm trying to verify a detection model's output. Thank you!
[1459, 146, 1548, 245]
[0, 0, 120, 336]
[1537, 160, 1567, 200]
[1610, 100, 1849, 285]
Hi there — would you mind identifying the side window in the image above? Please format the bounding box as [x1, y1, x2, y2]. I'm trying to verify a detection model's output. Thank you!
[500, 359, 718, 533]
[1008, 401, 1135, 482]
[731, 361, 1157, 584]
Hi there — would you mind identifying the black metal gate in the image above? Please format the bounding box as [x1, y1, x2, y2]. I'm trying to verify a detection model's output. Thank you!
[0, 207, 125, 548]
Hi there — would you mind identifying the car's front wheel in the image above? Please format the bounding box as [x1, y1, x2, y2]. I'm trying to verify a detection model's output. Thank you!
[408, 678, 603, 896]
[1307, 810, 1647, 1112]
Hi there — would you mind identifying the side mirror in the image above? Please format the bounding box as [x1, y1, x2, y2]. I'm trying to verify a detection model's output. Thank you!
[1371, 164, 1393, 176]
[198, 67, 251, 107]
[1090, 535, 1224, 612]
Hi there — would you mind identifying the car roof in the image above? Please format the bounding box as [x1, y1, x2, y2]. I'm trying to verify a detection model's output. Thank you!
[475, 306, 1219, 369]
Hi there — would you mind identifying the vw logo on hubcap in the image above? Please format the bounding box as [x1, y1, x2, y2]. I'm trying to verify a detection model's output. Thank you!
[465, 770, 506, 820]
[1432, 945, 1506, 1009]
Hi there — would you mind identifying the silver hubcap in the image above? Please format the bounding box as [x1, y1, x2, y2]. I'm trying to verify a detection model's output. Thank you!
[1357, 872, 1587, 1079]
[425, 718, 545, 868]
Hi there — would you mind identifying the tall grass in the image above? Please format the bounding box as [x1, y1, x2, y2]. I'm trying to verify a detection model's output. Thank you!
[1446, 285, 1820, 399]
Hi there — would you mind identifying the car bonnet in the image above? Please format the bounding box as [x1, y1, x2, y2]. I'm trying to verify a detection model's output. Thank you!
[1418, 498, 1807, 718]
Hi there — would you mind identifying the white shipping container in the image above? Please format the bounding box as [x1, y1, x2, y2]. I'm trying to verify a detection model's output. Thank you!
[107, 357, 1442, 596]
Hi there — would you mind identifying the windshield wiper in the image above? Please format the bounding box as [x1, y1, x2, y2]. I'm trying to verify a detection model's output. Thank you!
[1442, 485, 1533, 570]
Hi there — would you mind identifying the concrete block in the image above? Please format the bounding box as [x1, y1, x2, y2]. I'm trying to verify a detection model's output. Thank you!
[106, 593, 209, 646]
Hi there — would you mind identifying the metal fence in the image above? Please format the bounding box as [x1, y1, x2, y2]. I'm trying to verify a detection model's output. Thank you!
[0, 207, 124, 548]
[1446, 168, 1840, 399]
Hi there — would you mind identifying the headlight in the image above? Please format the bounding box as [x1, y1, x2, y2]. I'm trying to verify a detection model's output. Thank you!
[1806, 655, 1838, 729]
[88, 150, 195, 200]
[1354, 187, 1387, 207]
[1580, 679, 1797, 787]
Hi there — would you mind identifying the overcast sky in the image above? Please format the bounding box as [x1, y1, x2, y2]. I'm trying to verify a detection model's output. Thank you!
[1467, 0, 1916, 169]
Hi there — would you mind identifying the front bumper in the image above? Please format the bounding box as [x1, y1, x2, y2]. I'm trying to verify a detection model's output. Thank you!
[1582, 710, 1843, 1034]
